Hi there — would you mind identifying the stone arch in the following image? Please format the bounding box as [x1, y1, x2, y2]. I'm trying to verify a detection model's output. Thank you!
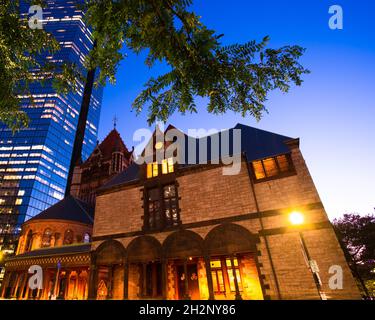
[204, 223, 259, 256]
[163, 230, 204, 259]
[127, 236, 162, 263]
[95, 240, 126, 266]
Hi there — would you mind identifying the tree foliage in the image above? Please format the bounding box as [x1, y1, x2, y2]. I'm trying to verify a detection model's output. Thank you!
[1, 0, 310, 130]
[83, 0, 310, 125]
[333, 213, 375, 298]
[0, 0, 80, 132]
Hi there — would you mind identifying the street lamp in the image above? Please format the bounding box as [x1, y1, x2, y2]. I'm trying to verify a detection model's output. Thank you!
[289, 211, 304, 225]
[289, 212, 326, 300]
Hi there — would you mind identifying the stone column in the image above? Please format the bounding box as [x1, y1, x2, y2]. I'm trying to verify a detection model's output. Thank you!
[42, 270, 51, 300]
[52, 268, 60, 299]
[142, 263, 147, 297]
[204, 255, 215, 300]
[0, 271, 11, 298]
[107, 265, 114, 299]
[152, 263, 158, 297]
[64, 270, 72, 299]
[19, 273, 28, 300]
[230, 256, 242, 300]
[11, 273, 21, 298]
[161, 259, 167, 299]
[73, 270, 80, 299]
[88, 264, 97, 300]
[24, 274, 31, 300]
[183, 260, 190, 300]
[123, 262, 129, 300]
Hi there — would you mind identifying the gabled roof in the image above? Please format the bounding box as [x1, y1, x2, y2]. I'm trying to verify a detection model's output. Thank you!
[27, 195, 94, 225]
[100, 129, 129, 156]
[99, 123, 295, 191]
[100, 162, 140, 190]
[86, 129, 130, 163]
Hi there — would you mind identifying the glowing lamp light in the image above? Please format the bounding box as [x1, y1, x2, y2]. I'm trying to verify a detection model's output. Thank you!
[289, 211, 304, 225]
[155, 142, 164, 150]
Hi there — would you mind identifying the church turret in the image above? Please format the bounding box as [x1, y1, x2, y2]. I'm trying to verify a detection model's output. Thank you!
[66, 127, 132, 206]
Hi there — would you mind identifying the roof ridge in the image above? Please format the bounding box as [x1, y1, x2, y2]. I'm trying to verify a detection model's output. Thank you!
[234, 123, 294, 139]
[72, 197, 94, 224]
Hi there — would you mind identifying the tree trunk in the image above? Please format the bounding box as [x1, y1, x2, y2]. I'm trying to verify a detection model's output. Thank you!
[65, 67, 96, 196]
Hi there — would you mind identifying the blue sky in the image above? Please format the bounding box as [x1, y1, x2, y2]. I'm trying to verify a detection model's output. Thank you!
[97, 0, 375, 219]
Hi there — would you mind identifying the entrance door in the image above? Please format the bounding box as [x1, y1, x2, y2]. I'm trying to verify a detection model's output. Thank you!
[177, 264, 200, 300]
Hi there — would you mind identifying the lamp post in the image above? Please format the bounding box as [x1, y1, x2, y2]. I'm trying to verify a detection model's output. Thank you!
[289, 212, 326, 300]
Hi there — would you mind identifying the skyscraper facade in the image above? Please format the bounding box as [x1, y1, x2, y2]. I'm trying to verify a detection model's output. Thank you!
[0, 0, 102, 267]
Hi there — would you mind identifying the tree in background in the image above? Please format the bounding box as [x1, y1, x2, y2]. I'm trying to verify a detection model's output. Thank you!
[333, 213, 375, 299]
[0, 0, 81, 132]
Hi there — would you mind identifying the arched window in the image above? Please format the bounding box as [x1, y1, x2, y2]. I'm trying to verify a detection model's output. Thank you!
[83, 233, 91, 243]
[25, 230, 33, 252]
[63, 229, 74, 245]
[42, 228, 52, 247]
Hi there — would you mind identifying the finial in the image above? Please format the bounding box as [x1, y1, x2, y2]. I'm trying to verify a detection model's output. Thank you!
[113, 115, 118, 129]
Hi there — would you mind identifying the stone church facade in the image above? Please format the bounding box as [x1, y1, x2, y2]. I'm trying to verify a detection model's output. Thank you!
[0, 124, 361, 300]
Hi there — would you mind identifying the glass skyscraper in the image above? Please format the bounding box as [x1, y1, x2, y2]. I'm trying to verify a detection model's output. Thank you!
[0, 0, 102, 262]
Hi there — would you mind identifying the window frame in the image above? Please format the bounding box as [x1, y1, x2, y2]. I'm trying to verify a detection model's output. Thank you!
[146, 157, 175, 180]
[251, 153, 295, 183]
[143, 182, 181, 232]
[41, 228, 52, 248]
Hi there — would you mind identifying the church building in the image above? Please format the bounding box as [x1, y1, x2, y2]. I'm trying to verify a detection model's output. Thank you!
[0, 124, 361, 300]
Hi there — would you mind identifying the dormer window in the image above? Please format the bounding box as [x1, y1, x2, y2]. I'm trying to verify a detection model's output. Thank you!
[146, 158, 174, 179]
[162, 158, 174, 174]
[147, 162, 159, 179]
[252, 154, 294, 181]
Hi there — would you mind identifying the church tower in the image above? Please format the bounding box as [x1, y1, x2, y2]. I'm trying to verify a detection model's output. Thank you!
[70, 128, 133, 206]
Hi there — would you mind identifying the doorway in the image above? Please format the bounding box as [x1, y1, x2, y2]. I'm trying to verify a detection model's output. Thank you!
[176, 263, 200, 300]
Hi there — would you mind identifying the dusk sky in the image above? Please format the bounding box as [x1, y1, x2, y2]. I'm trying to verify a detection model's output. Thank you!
[97, 0, 375, 220]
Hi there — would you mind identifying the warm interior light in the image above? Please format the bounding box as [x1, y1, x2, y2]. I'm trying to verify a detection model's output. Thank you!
[155, 141, 163, 150]
[289, 211, 304, 225]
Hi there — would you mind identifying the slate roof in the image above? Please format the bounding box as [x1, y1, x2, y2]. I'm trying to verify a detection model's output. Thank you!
[100, 123, 295, 191]
[9, 243, 92, 260]
[27, 195, 94, 225]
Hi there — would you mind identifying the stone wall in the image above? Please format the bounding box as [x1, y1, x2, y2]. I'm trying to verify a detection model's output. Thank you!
[92, 144, 361, 300]
[17, 220, 92, 255]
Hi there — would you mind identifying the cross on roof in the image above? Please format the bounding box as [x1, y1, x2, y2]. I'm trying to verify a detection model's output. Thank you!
[113, 115, 118, 129]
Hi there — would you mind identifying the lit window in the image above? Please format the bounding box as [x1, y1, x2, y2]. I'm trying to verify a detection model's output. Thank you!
[252, 161, 266, 180]
[262, 158, 278, 177]
[252, 154, 293, 181]
[210, 260, 226, 293]
[152, 162, 158, 177]
[161, 158, 174, 175]
[147, 162, 159, 179]
[63, 229, 74, 245]
[167, 158, 174, 173]
[42, 228, 52, 248]
[15, 199, 23, 205]
[162, 159, 168, 174]
[276, 155, 290, 172]
[226, 258, 243, 292]
[83, 233, 91, 243]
